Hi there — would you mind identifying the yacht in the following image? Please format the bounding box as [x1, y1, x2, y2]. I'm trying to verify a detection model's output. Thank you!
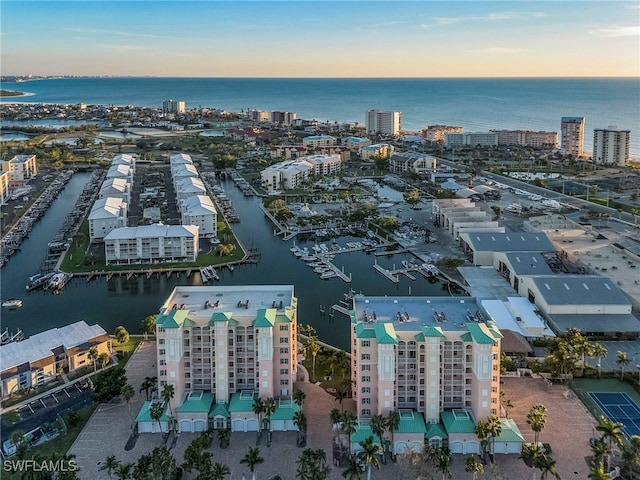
[1, 299, 23, 309]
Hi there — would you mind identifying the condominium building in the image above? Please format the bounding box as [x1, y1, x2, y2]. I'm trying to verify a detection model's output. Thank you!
[444, 132, 498, 147]
[106, 164, 134, 183]
[260, 155, 342, 193]
[593, 126, 631, 166]
[350, 295, 505, 455]
[561, 117, 585, 157]
[149, 285, 298, 433]
[111, 154, 136, 173]
[104, 224, 198, 265]
[491, 130, 558, 149]
[0, 171, 10, 205]
[365, 110, 402, 136]
[88, 197, 128, 241]
[343, 137, 372, 154]
[181, 195, 217, 238]
[1, 155, 37, 184]
[422, 125, 464, 144]
[361, 143, 394, 161]
[0, 321, 111, 399]
[388, 152, 434, 174]
[302, 135, 337, 148]
[250, 109, 271, 123]
[99, 177, 131, 204]
[162, 99, 186, 114]
[270, 111, 297, 125]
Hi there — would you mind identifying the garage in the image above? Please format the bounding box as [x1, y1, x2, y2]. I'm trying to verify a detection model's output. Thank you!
[194, 420, 207, 432]
[246, 419, 259, 432]
[492, 418, 525, 454]
[231, 418, 259, 432]
[232, 419, 245, 432]
[135, 401, 169, 434]
[179, 420, 192, 433]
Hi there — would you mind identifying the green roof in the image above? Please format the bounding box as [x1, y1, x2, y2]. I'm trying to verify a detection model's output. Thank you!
[135, 401, 170, 423]
[441, 410, 476, 434]
[155, 310, 190, 328]
[355, 323, 376, 339]
[374, 323, 397, 344]
[275, 311, 293, 323]
[228, 391, 257, 413]
[465, 323, 499, 344]
[270, 400, 300, 421]
[396, 411, 428, 434]
[350, 424, 379, 445]
[425, 422, 448, 439]
[175, 392, 214, 414]
[415, 326, 446, 342]
[496, 418, 525, 443]
[253, 308, 276, 328]
[209, 402, 230, 419]
[209, 311, 233, 324]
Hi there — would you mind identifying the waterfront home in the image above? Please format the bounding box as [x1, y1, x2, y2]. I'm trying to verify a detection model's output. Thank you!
[103, 224, 198, 265]
[99, 177, 131, 204]
[175, 176, 207, 205]
[0, 320, 111, 399]
[140, 285, 298, 433]
[88, 197, 128, 241]
[105, 164, 134, 183]
[111, 153, 136, 173]
[180, 195, 217, 238]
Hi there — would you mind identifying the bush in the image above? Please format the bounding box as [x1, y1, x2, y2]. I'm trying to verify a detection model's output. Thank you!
[92, 366, 127, 403]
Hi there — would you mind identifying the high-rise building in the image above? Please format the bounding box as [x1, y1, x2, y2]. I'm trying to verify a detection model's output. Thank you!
[422, 125, 463, 143]
[162, 99, 186, 114]
[593, 126, 631, 166]
[561, 117, 585, 157]
[365, 110, 402, 136]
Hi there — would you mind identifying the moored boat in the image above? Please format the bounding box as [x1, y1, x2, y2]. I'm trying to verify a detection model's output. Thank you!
[1, 299, 23, 309]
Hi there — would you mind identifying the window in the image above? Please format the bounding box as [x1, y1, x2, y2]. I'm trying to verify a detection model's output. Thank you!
[362, 387, 371, 394]
[362, 409, 371, 416]
[160, 360, 166, 366]
[279, 347, 288, 354]
[361, 376, 371, 383]
[280, 369, 289, 375]
[280, 337, 289, 344]
[361, 354, 371, 361]
[279, 325, 288, 331]
[160, 370, 167, 376]
[280, 358, 289, 364]
[361, 364, 371, 371]
[362, 398, 371, 404]
[159, 349, 165, 355]
[361, 340, 370, 347]
[158, 339, 165, 345]
[280, 379, 289, 385]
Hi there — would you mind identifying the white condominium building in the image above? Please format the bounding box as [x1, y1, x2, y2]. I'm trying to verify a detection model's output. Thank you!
[99, 177, 131, 204]
[302, 135, 337, 148]
[181, 195, 217, 238]
[444, 132, 498, 147]
[361, 143, 394, 161]
[150, 285, 298, 433]
[88, 197, 128, 241]
[593, 126, 630, 166]
[491, 130, 558, 149]
[422, 125, 464, 144]
[104, 224, 198, 265]
[2, 155, 37, 184]
[561, 117, 585, 157]
[112, 154, 136, 173]
[365, 110, 402, 136]
[0, 171, 10, 205]
[260, 154, 342, 193]
[170, 153, 194, 165]
[163, 99, 186, 114]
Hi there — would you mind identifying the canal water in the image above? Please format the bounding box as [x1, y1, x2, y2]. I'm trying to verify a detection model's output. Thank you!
[1, 173, 451, 350]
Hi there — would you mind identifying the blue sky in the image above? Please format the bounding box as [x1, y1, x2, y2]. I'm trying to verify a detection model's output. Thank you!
[2, 1, 639, 77]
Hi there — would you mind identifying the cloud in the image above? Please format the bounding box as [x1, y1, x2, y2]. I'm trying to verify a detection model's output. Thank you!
[591, 25, 640, 37]
[66, 27, 161, 39]
[369, 21, 404, 28]
[419, 11, 545, 28]
[467, 47, 525, 54]
[96, 44, 147, 52]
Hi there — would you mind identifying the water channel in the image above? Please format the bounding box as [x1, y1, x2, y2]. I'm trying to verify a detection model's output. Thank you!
[1, 173, 452, 351]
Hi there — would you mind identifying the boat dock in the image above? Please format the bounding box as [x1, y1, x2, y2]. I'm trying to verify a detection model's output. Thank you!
[373, 263, 400, 283]
[330, 304, 352, 316]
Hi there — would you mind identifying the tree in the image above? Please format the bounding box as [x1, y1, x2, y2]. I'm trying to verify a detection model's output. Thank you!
[617, 351, 630, 379]
[294, 389, 306, 408]
[307, 337, 321, 381]
[465, 455, 483, 479]
[182, 433, 213, 476]
[593, 343, 608, 378]
[99, 352, 110, 369]
[217, 427, 231, 449]
[527, 403, 548, 445]
[252, 397, 265, 432]
[591, 437, 610, 469]
[386, 411, 400, 456]
[100, 455, 120, 480]
[115, 326, 130, 345]
[149, 401, 165, 434]
[370, 414, 387, 456]
[537, 454, 560, 479]
[93, 366, 127, 403]
[240, 447, 265, 480]
[621, 434, 640, 479]
[121, 383, 135, 428]
[402, 189, 420, 206]
[341, 412, 358, 455]
[520, 442, 544, 480]
[264, 397, 277, 431]
[140, 315, 157, 340]
[210, 463, 231, 480]
[434, 447, 452, 480]
[357, 436, 380, 480]
[342, 458, 363, 480]
[296, 448, 331, 480]
[596, 415, 625, 469]
[475, 419, 490, 463]
[330, 408, 342, 433]
[335, 390, 347, 412]
[115, 463, 132, 480]
[140, 376, 157, 401]
[487, 415, 502, 459]
[10, 430, 27, 459]
[588, 464, 613, 480]
[161, 383, 175, 417]
[88, 347, 99, 372]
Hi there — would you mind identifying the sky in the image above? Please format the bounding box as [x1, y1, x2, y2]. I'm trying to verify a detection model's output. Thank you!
[1, 1, 639, 78]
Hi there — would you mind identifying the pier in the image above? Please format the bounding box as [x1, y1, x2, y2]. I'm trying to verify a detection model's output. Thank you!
[330, 304, 352, 316]
[373, 263, 400, 283]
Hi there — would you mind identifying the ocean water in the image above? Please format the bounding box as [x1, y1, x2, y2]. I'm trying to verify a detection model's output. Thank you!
[2, 77, 639, 155]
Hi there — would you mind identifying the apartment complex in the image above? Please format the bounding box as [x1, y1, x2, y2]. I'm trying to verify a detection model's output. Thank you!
[162, 99, 186, 114]
[561, 117, 585, 157]
[365, 110, 402, 136]
[0, 171, 10, 205]
[1, 155, 37, 185]
[0, 321, 111, 399]
[361, 143, 394, 161]
[422, 125, 464, 143]
[260, 154, 342, 193]
[444, 132, 498, 147]
[388, 152, 435, 174]
[350, 295, 504, 454]
[88, 197, 128, 241]
[149, 285, 298, 433]
[250, 109, 297, 125]
[302, 135, 337, 148]
[593, 126, 631, 166]
[491, 130, 558, 149]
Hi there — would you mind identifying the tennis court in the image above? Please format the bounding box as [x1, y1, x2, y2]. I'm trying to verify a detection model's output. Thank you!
[589, 391, 640, 437]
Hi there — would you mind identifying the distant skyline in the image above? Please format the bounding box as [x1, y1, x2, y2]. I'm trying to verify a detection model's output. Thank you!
[2, 1, 639, 78]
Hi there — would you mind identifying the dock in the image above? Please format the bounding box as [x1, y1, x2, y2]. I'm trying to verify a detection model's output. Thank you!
[373, 263, 400, 283]
[331, 304, 352, 316]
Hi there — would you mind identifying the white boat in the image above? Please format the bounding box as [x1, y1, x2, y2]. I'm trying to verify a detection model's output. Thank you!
[200, 267, 211, 282]
[320, 271, 337, 279]
[206, 266, 220, 281]
[1, 299, 23, 309]
[46, 273, 71, 291]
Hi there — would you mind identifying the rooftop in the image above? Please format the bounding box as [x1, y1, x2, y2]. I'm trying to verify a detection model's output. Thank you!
[460, 231, 555, 253]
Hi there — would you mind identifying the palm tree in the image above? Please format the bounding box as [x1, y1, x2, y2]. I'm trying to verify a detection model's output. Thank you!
[335, 390, 347, 412]
[591, 437, 610, 468]
[307, 337, 321, 381]
[161, 383, 175, 417]
[140, 315, 157, 340]
[217, 428, 231, 449]
[370, 414, 387, 455]
[596, 415, 625, 469]
[252, 397, 266, 432]
[293, 410, 307, 432]
[296, 448, 331, 480]
[99, 352, 110, 369]
[520, 442, 543, 480]
[386, 411, 400, 456]
[588, 464, 613, 480]
[149, 401, 165, 434]
[140, 376, 157, 401]
[527, 403, 548, 445]
[621, 435, 640, 479]
[617, 351, 631, 379]
[342, 458, 363, 480]
[487, 414, 502, 459]
[115, 462, 132, 480]
[100, 455, 120, 480]
[240, 447, 264, 480]
[434, 447, 452, 480]
[330, 408, 342, 434]
[209, 462, 231, 480]
[264, 397, 276, 431]
[294, 389, 306, 408]
[464, 455, 483, 479]
[341, 412, 358, 455]
[537, 454, 560, 479]
[357, 436, 380, 480]
[88, 347, 99, 372]
[121, 383, 135, 428]
[593, 343, 608, 377]
[475, 419, 490, 463]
